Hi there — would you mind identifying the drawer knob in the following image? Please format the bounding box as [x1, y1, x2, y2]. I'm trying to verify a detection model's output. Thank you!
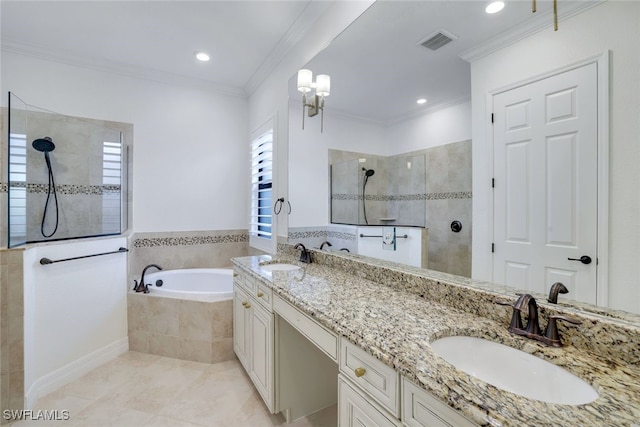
[257, 292, 264, 298]
[354, 367, 366, 378]
[233, 272, 239, 277]
[245, 303, 251, 309]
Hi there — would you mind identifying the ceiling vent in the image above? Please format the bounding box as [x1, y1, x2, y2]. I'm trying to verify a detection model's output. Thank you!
[418, 29, 458, 51]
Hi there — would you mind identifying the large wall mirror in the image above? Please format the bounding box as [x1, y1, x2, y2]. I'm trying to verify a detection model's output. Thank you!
[287, 1, 640, 317]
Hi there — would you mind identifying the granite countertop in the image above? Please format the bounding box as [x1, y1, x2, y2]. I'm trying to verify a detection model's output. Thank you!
[231, 254, 640, 427]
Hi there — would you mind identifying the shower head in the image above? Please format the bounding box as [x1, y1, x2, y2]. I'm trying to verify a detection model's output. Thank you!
[32, 137, 55, 153]
[362, 167, 375, 177]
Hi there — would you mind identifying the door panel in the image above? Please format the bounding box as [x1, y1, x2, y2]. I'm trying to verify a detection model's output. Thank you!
[493, 63, 598, 304]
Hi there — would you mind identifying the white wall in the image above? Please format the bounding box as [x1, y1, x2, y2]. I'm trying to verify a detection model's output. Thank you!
[386, 101, 472, 156]
[288, 103, 386, 227]
[1, 50, 249, 233]
[248, 1, 375, 241]
[23, 237, 128, 407]
[471, 1, 640, 313]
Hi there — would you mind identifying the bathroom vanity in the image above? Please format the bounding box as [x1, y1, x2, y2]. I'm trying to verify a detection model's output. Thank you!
[231, 250, 640, 426]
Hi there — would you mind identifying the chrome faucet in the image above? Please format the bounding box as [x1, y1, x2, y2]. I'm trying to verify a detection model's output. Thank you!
[294, 243, 312, 263]
[134, 264, 163, 293]
[319, 241, 332, 251]
[497, 293, 581, 347]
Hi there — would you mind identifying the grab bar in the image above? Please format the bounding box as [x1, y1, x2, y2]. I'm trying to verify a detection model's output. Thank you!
[359, 234, 408, 239]
[39, 247, 128, 265]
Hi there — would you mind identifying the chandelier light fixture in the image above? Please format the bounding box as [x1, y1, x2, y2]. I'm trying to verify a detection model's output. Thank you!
[297, 69, 330, 132]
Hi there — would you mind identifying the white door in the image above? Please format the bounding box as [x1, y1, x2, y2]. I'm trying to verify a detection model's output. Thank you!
[493, 62, 598, 304]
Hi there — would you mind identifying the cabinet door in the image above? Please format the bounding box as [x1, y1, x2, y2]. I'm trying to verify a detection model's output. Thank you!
[339, 376, 400, 427]
[402, 378, 477, 427]
[249, 302, 274, 412]
[233, 288, 251, 370]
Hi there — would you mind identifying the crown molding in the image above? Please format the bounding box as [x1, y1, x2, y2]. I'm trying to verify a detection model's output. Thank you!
[2, 39, 248, 98]
[244, 1, 332, 96]
[288, 94, 471, 128]
[459, 0, 606, 63]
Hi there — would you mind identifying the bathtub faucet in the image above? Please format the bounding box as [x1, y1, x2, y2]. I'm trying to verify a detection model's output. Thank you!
[134, 264, 163, 293]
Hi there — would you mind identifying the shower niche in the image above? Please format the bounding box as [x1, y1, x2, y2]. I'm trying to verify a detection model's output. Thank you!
[330, 150, 426, 227]
[6, 92, 131, 247]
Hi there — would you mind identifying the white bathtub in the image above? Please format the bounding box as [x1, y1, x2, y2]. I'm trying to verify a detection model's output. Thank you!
[144, 268, 233, 301]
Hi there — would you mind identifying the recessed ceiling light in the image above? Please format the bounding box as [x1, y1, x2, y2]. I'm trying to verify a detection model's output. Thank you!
[485, 1, 505, 14]
[417, 98, 427, 105]
[195, 51, 210, 62]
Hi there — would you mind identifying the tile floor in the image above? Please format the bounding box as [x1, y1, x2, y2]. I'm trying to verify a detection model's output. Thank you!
[8, 352, 337, 427]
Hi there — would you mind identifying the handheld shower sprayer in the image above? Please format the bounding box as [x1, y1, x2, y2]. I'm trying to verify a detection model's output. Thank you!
[32, 137, 59, 238]
[361, 167, 375, 225]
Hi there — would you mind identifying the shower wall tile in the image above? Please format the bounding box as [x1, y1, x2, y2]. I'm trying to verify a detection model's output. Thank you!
[329, 142, 471, 276]
[0, 107, 133, 247]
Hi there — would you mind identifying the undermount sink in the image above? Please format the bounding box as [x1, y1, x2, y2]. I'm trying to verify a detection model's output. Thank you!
[430, 336, 599, 405]
[259, 263, 301, 272]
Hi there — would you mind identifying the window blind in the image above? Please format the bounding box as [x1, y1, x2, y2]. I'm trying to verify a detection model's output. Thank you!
[249, 127, 274, 252]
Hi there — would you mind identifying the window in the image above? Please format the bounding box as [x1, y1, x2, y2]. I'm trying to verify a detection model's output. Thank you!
[102, 139, 122, 233]
[8, 133, 27, 243]
[249, 121, 275, 253]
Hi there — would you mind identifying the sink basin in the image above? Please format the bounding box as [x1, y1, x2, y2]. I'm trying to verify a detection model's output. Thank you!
[430, 336, 598, 405]
[259, 263, 301, 272]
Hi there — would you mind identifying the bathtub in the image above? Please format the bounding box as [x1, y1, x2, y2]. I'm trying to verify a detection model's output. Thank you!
[128, 267, 235, 363]
[144, 268, 233, 302]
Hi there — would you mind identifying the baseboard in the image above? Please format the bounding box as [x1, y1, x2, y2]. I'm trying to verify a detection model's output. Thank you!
[25, 337, 129, 409]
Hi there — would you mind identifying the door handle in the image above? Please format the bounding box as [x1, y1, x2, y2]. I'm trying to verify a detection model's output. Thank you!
[567, 255, 592, 265]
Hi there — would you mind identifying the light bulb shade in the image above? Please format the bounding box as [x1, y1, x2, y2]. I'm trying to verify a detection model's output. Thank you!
[297, 69, 313, 93]
[316, 74, 331, 97]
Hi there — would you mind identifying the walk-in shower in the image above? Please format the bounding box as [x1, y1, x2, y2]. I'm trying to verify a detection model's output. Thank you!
[362, 167, 375, 225]
[32, 136, 59, 238]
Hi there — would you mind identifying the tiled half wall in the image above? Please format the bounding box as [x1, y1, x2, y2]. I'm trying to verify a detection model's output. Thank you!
[0, 249, 24, 424]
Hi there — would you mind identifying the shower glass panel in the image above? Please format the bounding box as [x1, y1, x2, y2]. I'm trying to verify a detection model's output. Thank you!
[330, 153, 426, 227]
[7, 92, 129, 247]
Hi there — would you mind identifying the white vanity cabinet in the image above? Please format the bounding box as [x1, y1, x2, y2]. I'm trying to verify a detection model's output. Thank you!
[402, 378, 476, 427]
[233, 265, 478, 427]
[338, 338, 477, 427]
[232, 269, 274, 412]
[339, 375, 401, 427]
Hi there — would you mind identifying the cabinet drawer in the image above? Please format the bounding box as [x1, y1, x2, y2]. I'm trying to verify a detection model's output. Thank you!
[233, 268, 256, 293]
[402, 378, 477, 427]
[254, 280, 273, 311]
[339, 375, 400, 427]
[273, 295, 338, 361]
[340, 339, 400, 418]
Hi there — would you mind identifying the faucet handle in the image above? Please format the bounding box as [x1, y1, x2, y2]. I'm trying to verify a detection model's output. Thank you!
[495, 299, 523, 331]
[544, 314, 582, 346]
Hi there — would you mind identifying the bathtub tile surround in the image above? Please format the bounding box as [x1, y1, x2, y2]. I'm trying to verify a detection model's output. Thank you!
[233, 246, 640, 425]
[127, 229, 259, 364]
[0, 249, 25, 424]
[128, 293, 234, 364]
[131, 229, 256, 276]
